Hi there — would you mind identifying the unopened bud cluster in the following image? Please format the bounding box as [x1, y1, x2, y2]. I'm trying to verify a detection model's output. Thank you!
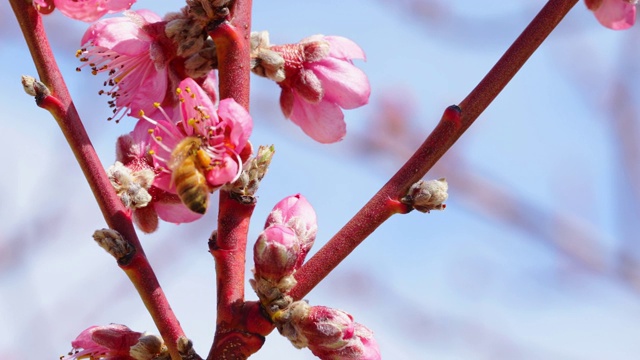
[276, 302, 381, 360]
[224, 144, 275, 203]
[251, 194, 317, 312]
[107, 161, 154, 209]
[251, 195, 381, 359]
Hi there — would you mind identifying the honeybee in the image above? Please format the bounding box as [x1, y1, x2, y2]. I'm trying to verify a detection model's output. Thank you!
[168, 136, 212, 214]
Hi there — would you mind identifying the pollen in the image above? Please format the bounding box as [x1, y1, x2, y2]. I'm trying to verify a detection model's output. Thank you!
[153, 102, 161, 108]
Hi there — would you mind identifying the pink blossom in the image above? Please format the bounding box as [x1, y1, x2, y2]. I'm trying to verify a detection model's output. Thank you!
[273, 35, 370, 143]
[585, 0, 637, 30]
[265, 194, 317, 267]
[34, 0, 134, 22]
[61, 324, 141, 360]
[111, 120, 203, 232]
[77, 10, 170, 121]
[142, 78, 252, 214]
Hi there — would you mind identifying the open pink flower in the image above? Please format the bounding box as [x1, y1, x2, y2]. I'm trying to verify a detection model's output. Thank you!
[77, 10, 170, 121]
[142, 78, 252, 214]
[62, 324, 165, 360]
[34, 0, 134, 22]
[61, 324, 141, 360]
[272, 35, 370, 143]
[111, 120, 203, 233]
[585, 0, 637, 30]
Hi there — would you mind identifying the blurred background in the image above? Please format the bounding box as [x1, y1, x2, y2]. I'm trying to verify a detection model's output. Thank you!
[2, 0, 640, 359]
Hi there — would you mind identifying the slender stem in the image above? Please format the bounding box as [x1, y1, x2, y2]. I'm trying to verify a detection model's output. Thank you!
[10, 3, 186, 358]
[210, 0, 253, 107]
[207, 0, 262, 358]
[208, 193, 268, 360]
[290, 0, 579, 300]
[211, 191, 254, 324]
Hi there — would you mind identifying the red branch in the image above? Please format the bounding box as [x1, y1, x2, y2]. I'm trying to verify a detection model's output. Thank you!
[207, 1, 273, 359]
[290, 0, 579, 301]
[9, 2, 186, 359]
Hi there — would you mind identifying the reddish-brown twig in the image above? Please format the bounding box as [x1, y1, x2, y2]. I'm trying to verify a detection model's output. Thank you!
[290, 0, 579, 300]
[9, 2, 186, 358]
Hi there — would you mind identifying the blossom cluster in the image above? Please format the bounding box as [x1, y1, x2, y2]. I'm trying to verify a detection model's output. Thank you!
[40, 1, 373, 233]
[251, 195, 381, 359]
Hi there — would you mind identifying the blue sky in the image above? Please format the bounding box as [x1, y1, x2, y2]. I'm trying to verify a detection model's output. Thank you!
[1, 1, 639, 359]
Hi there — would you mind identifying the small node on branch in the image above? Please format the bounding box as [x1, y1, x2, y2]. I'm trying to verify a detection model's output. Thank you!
[130, 334, 168, 360]
[250, 31, 285, 82]
[401, 178, 449, 213]
[176, 337, 202, 360]
[184, 0, 231, 24]
[92, 228, 135, 262]
[21, 75, 51, 104]
[224, 144, 276, 204]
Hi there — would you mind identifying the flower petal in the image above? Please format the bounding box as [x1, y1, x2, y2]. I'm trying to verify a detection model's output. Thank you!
[309, 58, 371, 110]
[325, 35, 367, 61]
[177, 78, 218, 136]
[205, 154, 239, 187]
[218, 98, 253, 149]
[593, 0, 636, 30]
[155, 193, 203, 223]
[133, 205, 159, 233]
[81, 11, 156, 54]
[289, 94, 346, 143]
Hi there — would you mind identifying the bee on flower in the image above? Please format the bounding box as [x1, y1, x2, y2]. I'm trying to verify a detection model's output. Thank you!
[140, 78, 253, 214]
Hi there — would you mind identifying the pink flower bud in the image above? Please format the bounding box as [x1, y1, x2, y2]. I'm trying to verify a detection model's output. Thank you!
[254, 224, 301, 282]
[291, 305, 381, 360]
[265, 194, 318, 267]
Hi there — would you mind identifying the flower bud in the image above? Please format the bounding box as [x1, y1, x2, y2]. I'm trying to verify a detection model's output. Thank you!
[129, 333, 166, 360]
[286, 304, 381, 360]
[93, 229, 133, 261]
[107, 161, 154, 209]
[265, 194, 318, 266]
[402, 178, 448, 213]
[254, 224, 301, 282]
